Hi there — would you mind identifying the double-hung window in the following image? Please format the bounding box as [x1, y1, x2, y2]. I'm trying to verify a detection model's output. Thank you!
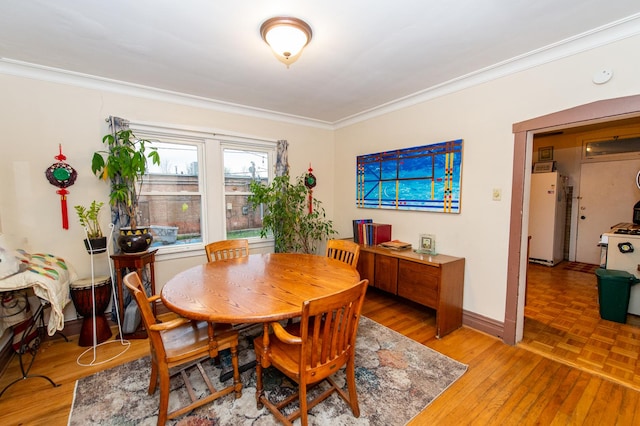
[221, 141, 274, 240]
[135, 130, 205, 253]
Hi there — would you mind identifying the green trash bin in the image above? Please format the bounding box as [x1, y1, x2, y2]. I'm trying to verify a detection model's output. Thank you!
[595, 268, 640, 323]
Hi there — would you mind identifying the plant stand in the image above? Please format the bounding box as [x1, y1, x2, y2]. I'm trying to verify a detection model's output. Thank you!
[76, 224, 130, 367]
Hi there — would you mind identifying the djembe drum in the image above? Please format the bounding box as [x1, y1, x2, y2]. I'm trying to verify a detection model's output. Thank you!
[70, 276, 112, 346]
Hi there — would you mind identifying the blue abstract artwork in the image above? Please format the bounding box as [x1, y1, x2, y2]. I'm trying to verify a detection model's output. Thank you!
[356, 139, 463, 213]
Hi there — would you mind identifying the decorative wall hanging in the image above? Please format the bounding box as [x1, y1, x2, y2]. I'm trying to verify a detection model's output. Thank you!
[304, 164, 316, 213]
[356, 139, 463, 213]
[45, 144, 77, 229]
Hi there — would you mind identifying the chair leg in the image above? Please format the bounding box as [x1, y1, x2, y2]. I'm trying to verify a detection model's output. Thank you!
[255, 354, 264, 409]
[157, 365, 170, 426]
[299, 379, 308, 426]
[230, 344, 242, 398]
[346, 357, 360, 417]
[149, 358, 158, 395]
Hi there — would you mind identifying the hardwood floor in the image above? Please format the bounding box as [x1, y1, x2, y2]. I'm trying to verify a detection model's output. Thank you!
[521, 262, 640, 391]
[1, 280, 640, 425]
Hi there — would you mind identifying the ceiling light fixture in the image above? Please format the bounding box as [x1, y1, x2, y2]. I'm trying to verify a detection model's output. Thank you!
[260, 17, 312, 68]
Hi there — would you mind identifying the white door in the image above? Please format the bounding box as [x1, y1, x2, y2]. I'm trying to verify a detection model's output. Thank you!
[576, 160, 640, 264]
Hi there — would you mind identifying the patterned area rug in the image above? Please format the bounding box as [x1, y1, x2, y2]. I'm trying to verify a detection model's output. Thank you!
[68, 317, 466, 425]
[562, 262, 599, 274]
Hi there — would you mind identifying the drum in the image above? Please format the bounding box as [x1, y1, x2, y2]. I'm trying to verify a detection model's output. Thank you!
[70, 276, 113, 346]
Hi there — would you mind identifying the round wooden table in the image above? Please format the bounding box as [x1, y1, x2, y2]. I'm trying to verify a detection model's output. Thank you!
[161, 253, 361, 323]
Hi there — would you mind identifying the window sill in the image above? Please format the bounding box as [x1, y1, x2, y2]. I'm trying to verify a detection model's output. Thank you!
[153, 238, 274, 262]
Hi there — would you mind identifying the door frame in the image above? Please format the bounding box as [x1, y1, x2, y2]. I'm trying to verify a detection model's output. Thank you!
[504, 94, 640, 345]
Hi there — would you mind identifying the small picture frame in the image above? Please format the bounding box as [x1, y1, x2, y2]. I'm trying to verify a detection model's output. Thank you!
[416, 234, 436, 254]
[533, 161, 555, 173]
[538, 146, 553, 162]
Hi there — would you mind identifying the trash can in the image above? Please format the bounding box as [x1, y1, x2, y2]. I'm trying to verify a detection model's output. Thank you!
[595, 268, 640, 323]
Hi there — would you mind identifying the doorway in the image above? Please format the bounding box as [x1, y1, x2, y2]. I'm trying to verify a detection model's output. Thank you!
[504, 94, 640, 345]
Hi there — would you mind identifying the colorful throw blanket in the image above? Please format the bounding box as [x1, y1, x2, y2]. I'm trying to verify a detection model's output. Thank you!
[0, 251, 77, 336]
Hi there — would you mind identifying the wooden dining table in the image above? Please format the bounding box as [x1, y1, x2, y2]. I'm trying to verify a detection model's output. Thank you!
[160, 253, 361, 324]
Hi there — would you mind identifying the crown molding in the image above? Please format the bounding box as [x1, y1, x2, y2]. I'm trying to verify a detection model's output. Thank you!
[334, 13, 640, 129]
[0, 58, 334, 130]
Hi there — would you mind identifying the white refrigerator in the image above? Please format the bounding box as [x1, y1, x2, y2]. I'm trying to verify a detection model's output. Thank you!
[529, 171, 566, 266]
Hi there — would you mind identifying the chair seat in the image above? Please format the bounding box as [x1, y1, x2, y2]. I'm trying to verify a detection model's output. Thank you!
[163, 321, 237, 363]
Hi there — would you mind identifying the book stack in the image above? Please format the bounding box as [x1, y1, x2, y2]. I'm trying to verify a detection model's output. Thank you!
[352, 219, 372, 244]
[353, 219, 392, 246]
[379, 240, 412, 250]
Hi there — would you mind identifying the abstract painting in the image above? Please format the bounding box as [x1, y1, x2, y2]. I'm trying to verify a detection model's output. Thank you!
[356, 139, 463, 213]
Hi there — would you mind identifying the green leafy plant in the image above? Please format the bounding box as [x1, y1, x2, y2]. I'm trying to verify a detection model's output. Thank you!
[74, 200, 105, 239]
[248, 173, 335, 254]
[91, 129, 160, 230]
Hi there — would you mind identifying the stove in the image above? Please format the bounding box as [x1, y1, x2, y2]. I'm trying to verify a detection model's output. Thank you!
[610, 223, 640, 235]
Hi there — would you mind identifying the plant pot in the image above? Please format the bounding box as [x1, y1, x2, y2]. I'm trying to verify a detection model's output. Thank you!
[117, 227, 153, 253]
[84, 237, 107, 254]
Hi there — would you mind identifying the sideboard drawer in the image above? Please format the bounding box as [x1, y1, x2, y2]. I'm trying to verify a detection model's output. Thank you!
[398, 260, 440, 308]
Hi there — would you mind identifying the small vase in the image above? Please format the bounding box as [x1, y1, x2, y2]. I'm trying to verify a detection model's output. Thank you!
[117, 227, 153, 253]
[84, 237, 107, 254]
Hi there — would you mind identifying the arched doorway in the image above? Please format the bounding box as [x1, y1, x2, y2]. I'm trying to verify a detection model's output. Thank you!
[504, 94, 640, 345]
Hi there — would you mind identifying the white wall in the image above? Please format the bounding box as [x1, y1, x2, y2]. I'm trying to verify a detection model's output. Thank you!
[334, 34, 640, 323]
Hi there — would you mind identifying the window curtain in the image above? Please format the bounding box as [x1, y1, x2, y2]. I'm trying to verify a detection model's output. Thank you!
[276, 139, 289, 177]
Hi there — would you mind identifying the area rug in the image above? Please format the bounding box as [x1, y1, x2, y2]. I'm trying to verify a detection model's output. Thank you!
[562, 262, 599, 274]
[68, 317, 467, 425]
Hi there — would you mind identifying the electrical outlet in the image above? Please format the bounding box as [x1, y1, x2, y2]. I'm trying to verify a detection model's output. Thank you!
[492, 188, 501, 201]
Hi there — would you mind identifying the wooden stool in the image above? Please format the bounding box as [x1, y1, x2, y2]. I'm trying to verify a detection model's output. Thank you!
[70, 276, 112, 346]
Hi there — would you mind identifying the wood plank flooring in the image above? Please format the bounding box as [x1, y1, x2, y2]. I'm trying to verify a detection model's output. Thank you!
[1, 278, 640, 425]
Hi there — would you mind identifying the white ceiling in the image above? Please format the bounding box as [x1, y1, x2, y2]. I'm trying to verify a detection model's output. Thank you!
[1, 1, 640, 125]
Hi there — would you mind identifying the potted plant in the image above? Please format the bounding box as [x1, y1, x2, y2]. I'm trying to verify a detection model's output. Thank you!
[248, 173, 335, 254]
[91, 129, 160, 253]
[74, 200, 107, 253]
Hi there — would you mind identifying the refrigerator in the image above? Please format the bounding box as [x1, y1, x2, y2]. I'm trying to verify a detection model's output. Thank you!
[528, 171, 566, 266]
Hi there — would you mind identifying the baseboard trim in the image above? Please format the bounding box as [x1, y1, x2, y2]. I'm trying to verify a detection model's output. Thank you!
[463, 309, 505, 340]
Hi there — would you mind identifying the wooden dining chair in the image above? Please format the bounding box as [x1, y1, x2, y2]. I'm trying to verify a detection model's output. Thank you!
[205, 239, 249, 262]
[205, 238, 251, 333]
[123, 271, 242, 425]
[325, 239, 360, 268]
[253, 279, 369, 426]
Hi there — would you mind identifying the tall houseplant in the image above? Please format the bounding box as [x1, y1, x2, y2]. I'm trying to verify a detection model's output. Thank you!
[248, 173, 335, 254]
[91, 129, 160, 252]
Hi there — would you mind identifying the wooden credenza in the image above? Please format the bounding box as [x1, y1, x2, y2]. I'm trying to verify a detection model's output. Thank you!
[357, 245, 465, 338]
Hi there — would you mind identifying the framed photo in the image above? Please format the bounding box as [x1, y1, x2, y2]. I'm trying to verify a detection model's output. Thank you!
[417, 234, 436, 254]
[533, 161, 555, 173]
[356, 139, 463, 213]
[538, 146, 553, 162]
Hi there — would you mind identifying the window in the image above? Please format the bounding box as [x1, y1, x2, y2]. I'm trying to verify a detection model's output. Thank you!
[138, 137, 204, 251]
[583, 134, 640, 161]
[221, 143, 274, 240]
[126, 121, 277, 254]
